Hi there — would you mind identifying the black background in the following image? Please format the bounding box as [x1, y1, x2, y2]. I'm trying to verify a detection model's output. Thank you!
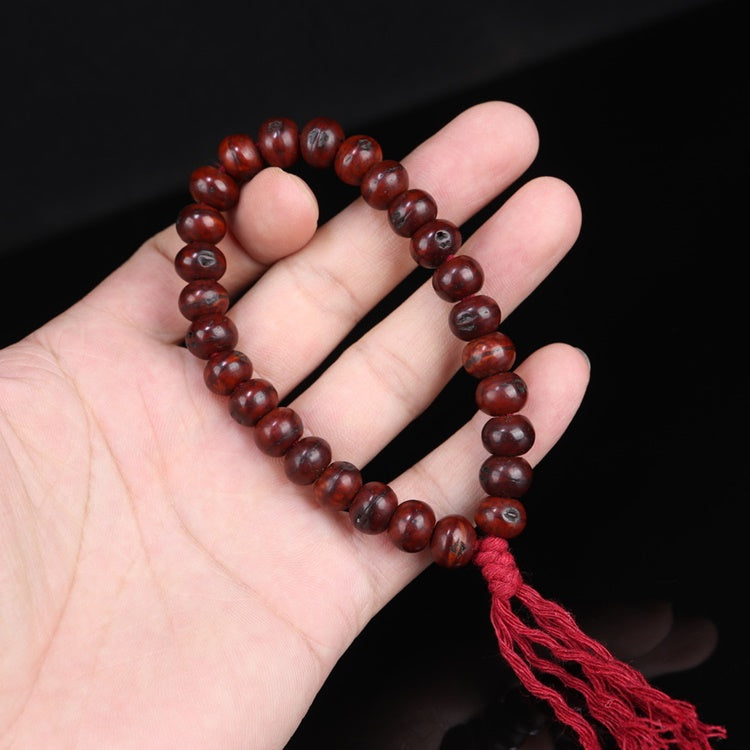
[1, 1, 744, 747]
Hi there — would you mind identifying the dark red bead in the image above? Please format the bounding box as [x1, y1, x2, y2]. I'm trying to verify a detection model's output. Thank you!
[184, 313, 238, 359]
[410, 219, 462, 268]
[476, 371, 528, 416]
[203, 350, 253, 396]
[430, 515, 477, 568]
[387, 189, 438, 238]
[334, 135, 383, 186]
[360, 160, 409, 209]
[217, 133, 264, 182]
[257, 117, 300, 168]
[300, 117, 345, 168]
[283, 436, 332, 485]
[481, 414, 535, 456]
[448, 294, 501, 341]
[474, 497, 527, 539]
[349, 481, 398, 534]
[254, 406, 303, 457]
[189, 165, 240, 211]
[387, 499, 436, 553]
[176, 203, 227, 244]
[313, 461, 362, 511]
[174, 243, 227, 282]
[479, 456, 533, 498]
[432, 255, 484, 301]
[462, 332, 516, 378]
[228, 378, 279, 426]
[178, 280, 229, 320]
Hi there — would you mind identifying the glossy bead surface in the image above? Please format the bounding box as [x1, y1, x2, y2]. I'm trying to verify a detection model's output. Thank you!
[387, 499, 436, 553]
[189, 165, 240, 211]
[479, 456, 533, 498]
[300, 117, 345, 168]
[476, 372, 528, 416]
[334, 135, 383, 186]
[448, 294, 501, 341]
[254, 406, 303, 457]
[349, 481, 398, 534]
[360, 160, 409, 209]
[218, 133, 264, 182]
[432, 255, 484, 301]
[176, 203, 227, 244]
[430, 515, 477, 568]
[481, 414, 535, 456]
[283, 436, 332, 485]
[229, 378, 279, 426]
[178, 280, 229, 320]
[410, 219, 462, 268]
[257, 117, 300, 168]
[313, 461, 362, 511]
[387, 189, 438, 237]
[474, 496, 527, 539]
[185, 313, 238, 359]
[203, 350, 253, 396]
[462, 332, 516, 378]
[174, 243, 227, 282]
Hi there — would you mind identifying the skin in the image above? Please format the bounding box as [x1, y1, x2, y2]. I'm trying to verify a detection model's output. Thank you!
[0, 102, 715, 749]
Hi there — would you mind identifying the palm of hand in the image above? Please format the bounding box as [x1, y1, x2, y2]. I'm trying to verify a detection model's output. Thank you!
[0, 103, 588, 749]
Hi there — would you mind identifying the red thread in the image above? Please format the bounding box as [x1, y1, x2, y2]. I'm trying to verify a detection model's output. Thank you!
[475, 536, 727, 750]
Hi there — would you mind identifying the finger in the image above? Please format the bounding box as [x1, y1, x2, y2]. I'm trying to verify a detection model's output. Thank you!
[228, 101, 541, 393]
[292, 175, 581, 467]
[78, 165, 319, 341]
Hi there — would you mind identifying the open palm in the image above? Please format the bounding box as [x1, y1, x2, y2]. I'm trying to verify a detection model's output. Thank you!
[0, 102, 590, 749]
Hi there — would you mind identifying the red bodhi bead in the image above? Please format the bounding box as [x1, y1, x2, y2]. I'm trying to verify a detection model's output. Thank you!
[178, 280, 229, 320]
[432, 255, 484, 301]
[229, 378, 279, 426]
[174, 243, 227, 282]
[189, 165, 240, 211]
[334, 135, 383, 186]
[203, 350, 253, 396]
[387, 188, 438, 237]
[474, 496, 527, 539]
[479, 456, 533, 498]
[462, 332, 516, 378]
[481, 414, 536, 456]
[476, 371, 528, 416]
[176, 203, 227, 244]
[387, 499, 436, 553]
[360, 160, 409, 209]
[257, 117, 300, 168]
[254, 407, 303, 457]
[218, 134, 264, 182]
[349, 481, 398, 534]
[313, 461, 363, 511]
[185, 313, 238, 359]
[283, 436, 332, 485]
[410, 219, 462, 268]
[449, 294, 502, 341]
[430, 515, 477, 567]
[300, 117, 345, 168]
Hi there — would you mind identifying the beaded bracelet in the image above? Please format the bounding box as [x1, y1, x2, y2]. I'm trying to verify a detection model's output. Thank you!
[173, 116, 725, 749]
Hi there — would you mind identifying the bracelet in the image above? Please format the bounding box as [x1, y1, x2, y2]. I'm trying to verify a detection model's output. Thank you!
[172, 115, 726, 749]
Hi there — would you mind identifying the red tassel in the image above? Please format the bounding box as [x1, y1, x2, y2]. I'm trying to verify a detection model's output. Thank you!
[474, 536, 727, 750]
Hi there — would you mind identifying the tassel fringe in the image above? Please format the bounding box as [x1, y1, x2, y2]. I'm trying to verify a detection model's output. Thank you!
[474, 536, 727, 750]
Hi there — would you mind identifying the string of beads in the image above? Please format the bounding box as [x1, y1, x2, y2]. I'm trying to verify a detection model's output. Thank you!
[173, 116, 534, 568]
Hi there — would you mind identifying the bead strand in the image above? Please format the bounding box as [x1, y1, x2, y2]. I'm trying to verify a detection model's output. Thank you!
[174, 116, 535, 567]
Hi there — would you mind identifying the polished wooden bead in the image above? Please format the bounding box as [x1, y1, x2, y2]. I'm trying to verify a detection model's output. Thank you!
[479, 456, 533, 498]
[349, 481, 398, 534]
[387, 188, 438, 237]
[476, 371, 528, 416]
[283, 436, 332, 485]
[228, 378, 279, 426]
[387, 499, 436, 553]
[448, 294, 501, 341]
[189, 165, 240, 211]
[474, 496, 527, 539]
[334, 135, 383, 186]
[254, 406, 303, 457]
[430, 515, 477, 568]
[313, 461, 363, 511]
[178, 280, 229, 320]
[481, 414, 535, 456]
[462, 332, 516, 378]
[257, 117, 300, 168]
[218, 133, 264, 182]
[300, 117, 345, 168]
[174, 242, 227, 282]
[176, 203, 227, 244]
[410, 219, 462, 268]
[185, 313, 238, 359]
[360, 159, 409, 209]
[432, 255, 484, 301]
[203, 350, 253, 396]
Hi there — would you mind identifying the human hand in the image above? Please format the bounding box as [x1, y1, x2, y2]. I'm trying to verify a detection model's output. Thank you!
[0, 101, 588, 748]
